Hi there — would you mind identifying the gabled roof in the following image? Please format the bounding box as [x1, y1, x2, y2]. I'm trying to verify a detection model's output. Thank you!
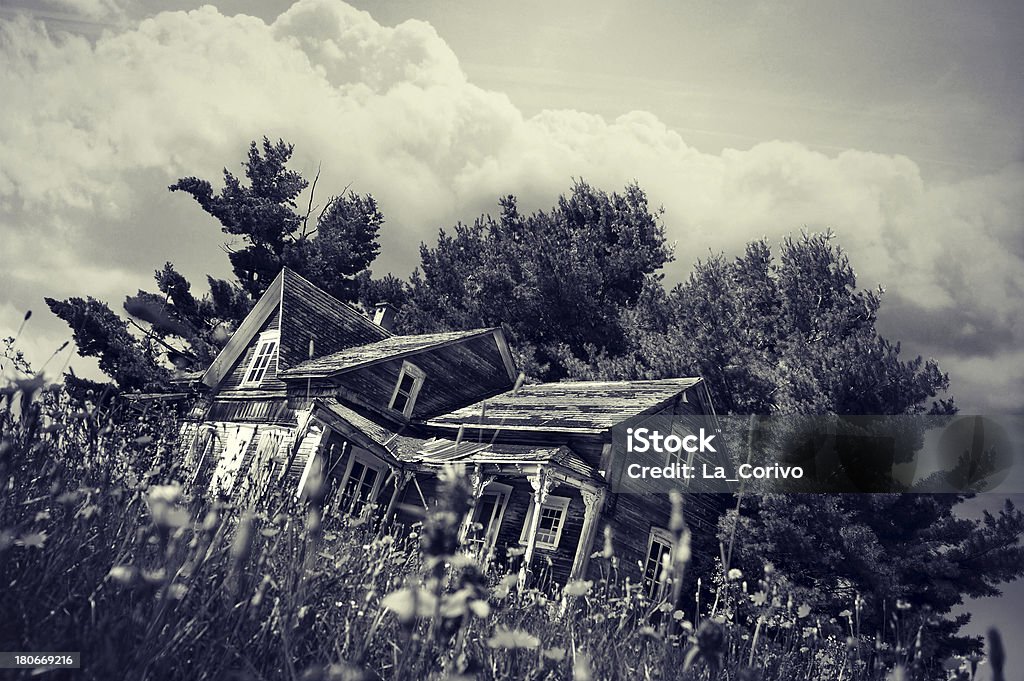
[278, 328, 496, 379]
[427, 378, 703, 434]
[200, 268, 390, 389]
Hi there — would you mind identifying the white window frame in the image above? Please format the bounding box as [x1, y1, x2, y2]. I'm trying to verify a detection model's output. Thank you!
[336, 450, 385, 518]
[241, 330, 279, 387]
[643, 526, 675, 600]
[388, 361, 426, 417]
[519, 494, 571, 550]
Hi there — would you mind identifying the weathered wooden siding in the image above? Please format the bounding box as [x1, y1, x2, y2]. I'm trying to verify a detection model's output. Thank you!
[484, 479, 584, 590]
[586, 396, 730, 583]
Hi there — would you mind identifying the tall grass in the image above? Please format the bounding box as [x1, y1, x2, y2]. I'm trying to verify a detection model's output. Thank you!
[0, 361, 1007, 680]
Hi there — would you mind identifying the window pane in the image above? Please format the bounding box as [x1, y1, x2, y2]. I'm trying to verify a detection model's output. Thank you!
[354, 466, 378, 514]
[245, 340, 277, 383]
[391, 391, 409, 414]
[535, 505, 564, 546]
[398, 373, 416, 394]
[340, 461, 365, 513]
[644, 537, 673, 598]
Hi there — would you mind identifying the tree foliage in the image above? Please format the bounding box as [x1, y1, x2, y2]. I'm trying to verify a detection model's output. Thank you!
[397, 181, 673, 379]
[169, 137, 383, 301]
[48, 138, 388, 392]
[44, 296, 169, 392]
[560, 232, 953, 416]
[723, 494, 1024, 663]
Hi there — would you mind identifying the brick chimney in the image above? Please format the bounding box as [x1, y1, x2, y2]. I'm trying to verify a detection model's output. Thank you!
[373, 302, 397, 331]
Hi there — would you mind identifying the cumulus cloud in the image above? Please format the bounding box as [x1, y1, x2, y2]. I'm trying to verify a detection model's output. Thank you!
[0, 0, 1020, 411]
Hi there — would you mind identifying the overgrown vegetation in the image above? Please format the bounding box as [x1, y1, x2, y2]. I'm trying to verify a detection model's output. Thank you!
[19, 137, 1021, 680]
[0, 362, 1011, 681]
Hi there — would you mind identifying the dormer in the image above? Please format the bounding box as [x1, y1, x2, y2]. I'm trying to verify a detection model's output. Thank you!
[388, 360, 426, 417]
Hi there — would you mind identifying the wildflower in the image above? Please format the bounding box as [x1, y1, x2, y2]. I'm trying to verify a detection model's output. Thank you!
[381, 587, 437, 623]
[16, 532, 46, 549]
[573, 654, 593, 681]
[896, 599, 912, 611]
[728, 568, 743, 581]
[751, 591, 768, 607]
[108, 565, 138, 586]
[797, 604, 812, 618]
[147, 484, 180, 505]
[142, 568, 167, 585]
[493, 574, 518, 600]
[563, 580, 593, 597]
[167, 583, 188, 600]
[638, 626, 660, 640]
[542, 647, 566, 663]
[487, 627, 540, 650]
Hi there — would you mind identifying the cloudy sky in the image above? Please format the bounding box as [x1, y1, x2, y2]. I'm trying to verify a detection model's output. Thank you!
[0, 0, 1021, 668]
[0, 0, 1021, 416]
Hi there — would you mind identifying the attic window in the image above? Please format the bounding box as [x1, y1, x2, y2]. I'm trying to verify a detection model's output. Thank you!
[242, 331, 278, 386]
[389, 361, 425, 417]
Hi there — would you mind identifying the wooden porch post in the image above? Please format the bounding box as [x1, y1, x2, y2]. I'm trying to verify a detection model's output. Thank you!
[458, 465, 493, 544]
[519, 467, 552, 588]
[569, 487, 606, 581]
[383, 469, 413, 523]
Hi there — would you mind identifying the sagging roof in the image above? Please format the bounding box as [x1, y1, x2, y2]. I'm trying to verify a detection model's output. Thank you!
[279, 328, 496, 379]
[427, 378, 703, 434]
[314, 398, 427, 463]
[405, 438, 601, 481]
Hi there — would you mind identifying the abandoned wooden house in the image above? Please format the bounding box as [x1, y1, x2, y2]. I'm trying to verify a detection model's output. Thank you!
[177, 267, 727, 595]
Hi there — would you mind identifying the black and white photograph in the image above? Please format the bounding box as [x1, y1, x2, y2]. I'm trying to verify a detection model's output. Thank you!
[0, 1, 1022, 679]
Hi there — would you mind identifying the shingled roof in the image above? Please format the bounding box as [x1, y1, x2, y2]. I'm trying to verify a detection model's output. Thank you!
[277, 268, 391, 369]
[426, 378, 703, 434]
[278, 328, 495, 378]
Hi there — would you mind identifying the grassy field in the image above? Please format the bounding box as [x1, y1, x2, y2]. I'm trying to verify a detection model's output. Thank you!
[0, 371, 1007, 680]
